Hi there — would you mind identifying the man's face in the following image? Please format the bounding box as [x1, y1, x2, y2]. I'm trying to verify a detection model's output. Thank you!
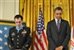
[54, 10, 62, 19]
[14, 18, 22, 26]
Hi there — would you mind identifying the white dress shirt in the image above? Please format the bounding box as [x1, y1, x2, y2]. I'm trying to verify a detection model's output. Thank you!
[55, 18, 61, 25]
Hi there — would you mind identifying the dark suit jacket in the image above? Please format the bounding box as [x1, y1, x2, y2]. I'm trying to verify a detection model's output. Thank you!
[8, 26, 32, 50]
[46, 19, 70, 50]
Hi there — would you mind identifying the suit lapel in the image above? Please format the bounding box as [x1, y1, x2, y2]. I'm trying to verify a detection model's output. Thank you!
[52, 19, 64, 33]
[19, 27, 24, 33]
[14, 27, 18, 34]
[53, 19, 58, 33]
[59, 19, 64, 33]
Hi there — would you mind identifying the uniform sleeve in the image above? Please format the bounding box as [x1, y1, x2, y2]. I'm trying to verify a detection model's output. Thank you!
[8, 28, 14, 48]
[22, 27, 32, 50]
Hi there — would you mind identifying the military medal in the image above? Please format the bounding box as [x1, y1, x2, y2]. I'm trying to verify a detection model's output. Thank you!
[12, 38, 14, 41]
[22, 30, 27, 36]
[22, 30, 27, 34]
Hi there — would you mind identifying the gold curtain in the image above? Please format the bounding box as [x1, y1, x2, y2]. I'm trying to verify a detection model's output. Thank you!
[19, 0, 72, 50]
[19, 0, 72, 32]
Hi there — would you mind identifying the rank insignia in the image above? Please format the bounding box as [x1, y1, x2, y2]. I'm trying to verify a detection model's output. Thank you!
[11, 32, 15, 37]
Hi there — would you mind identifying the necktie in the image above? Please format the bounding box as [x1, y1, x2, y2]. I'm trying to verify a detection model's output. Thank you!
[57, 20, 60, 30]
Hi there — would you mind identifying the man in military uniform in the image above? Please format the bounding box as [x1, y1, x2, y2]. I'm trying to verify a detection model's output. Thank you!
[8, 15, 32, 50]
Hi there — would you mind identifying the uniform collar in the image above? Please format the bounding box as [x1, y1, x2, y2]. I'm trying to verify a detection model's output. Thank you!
[16, 24, 23, 31]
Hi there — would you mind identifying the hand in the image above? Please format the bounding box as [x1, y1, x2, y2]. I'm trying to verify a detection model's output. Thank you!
[59, 46, 63, 50]
[55, 46, 63, 50]
[55, 47, 60, 50]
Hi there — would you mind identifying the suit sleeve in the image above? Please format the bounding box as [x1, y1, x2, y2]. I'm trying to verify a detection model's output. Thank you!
[8, 29, 14, 48]
[46, 22, 56, 48]
[62, 21, 71, 47]
[22, 28, 32, 50]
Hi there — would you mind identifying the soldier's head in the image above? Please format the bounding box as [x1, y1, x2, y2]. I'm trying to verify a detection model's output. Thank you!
[14, 15, 23, 26]
[54, 7, 63, 19]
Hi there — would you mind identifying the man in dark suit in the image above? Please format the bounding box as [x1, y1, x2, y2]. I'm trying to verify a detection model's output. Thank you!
[46, 7, 71, 50]
[8, 15, 32, 50]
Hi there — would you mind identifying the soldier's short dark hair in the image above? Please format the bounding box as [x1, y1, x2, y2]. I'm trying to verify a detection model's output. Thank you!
[54, 7, 63, 12]
[14, 15, 23, 20]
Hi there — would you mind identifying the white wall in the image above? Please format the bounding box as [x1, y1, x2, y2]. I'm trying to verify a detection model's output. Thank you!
[0, 0, 19, 21]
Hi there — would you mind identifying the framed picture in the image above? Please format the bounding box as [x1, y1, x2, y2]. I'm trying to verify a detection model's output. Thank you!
[0, 0, 19, 21]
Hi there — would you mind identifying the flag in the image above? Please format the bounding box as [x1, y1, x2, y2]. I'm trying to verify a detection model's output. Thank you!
[0, 25, 13, 50]
[34, 8, 48, 50]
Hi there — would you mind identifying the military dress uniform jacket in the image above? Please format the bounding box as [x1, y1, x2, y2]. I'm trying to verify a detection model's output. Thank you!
[8, 26, 32, 50]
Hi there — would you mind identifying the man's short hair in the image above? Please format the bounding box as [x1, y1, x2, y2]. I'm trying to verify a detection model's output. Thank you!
[54, 7, 63, 12]
[14, 15, 23, 20]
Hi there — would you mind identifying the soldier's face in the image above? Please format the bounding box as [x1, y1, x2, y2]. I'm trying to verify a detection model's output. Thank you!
[14, 18, 22, 26]
[54, 10, 62, 19]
